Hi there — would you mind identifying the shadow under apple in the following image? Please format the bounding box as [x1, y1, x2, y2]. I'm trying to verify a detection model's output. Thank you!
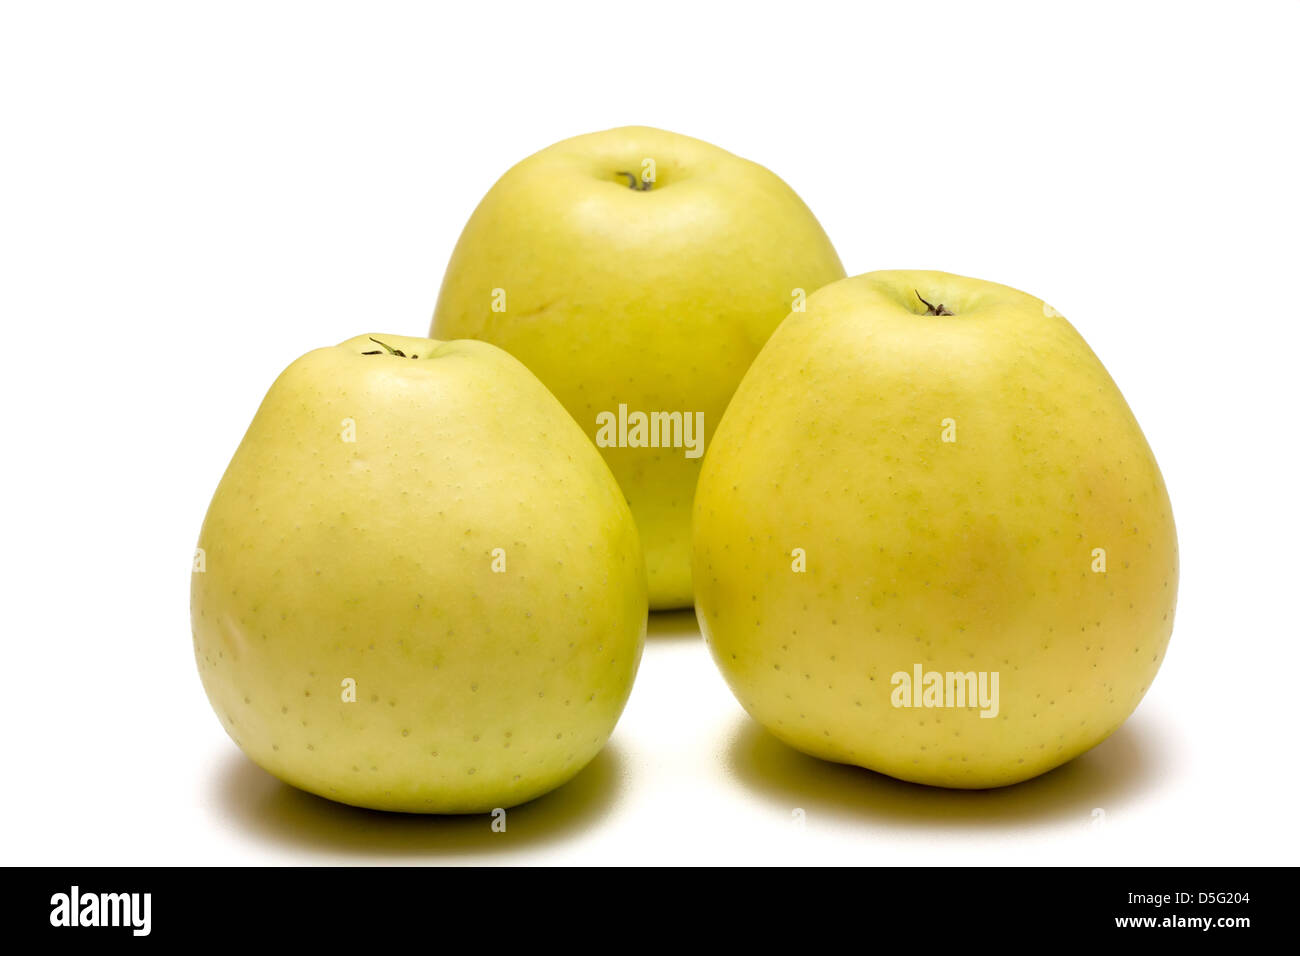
[725, 711, 1169, 829]
[212, 743, 626, 858]
[645, 608, 700, 643]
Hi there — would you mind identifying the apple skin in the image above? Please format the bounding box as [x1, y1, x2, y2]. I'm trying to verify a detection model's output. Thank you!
[192, 335, 646, 813]
[693, 271, 1178, 788]
[431, 126, 845, 610]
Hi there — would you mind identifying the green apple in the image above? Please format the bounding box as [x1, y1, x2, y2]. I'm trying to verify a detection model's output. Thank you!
[191, 334, 646, 813]
[431, 126, 845, 610]
[693, 271, 1178, 788]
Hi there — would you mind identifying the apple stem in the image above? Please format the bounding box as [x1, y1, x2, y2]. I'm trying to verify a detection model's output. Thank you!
[916, 291, 954, 316]
[615, 171, 651, 191]
[363, 337, 418, 360]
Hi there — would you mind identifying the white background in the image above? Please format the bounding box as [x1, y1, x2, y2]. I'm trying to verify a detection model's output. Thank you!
[2, 0, 1297, 865]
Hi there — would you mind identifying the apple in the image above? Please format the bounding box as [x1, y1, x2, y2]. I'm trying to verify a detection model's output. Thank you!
[431, 126, 845, 609]
[191, 335, 647, 813]
[693, 271, 1178, 788]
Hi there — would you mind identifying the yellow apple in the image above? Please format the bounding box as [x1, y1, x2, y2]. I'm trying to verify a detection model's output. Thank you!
[431, 126, 845, 609]
[192, 335, 646, 813]
[693, 271, 1178, 788]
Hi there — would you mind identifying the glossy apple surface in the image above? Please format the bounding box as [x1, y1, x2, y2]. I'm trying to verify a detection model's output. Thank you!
[432, 126, 845, 609]
[192, 335, 646, 812]
[694, 271, 1177, 787]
